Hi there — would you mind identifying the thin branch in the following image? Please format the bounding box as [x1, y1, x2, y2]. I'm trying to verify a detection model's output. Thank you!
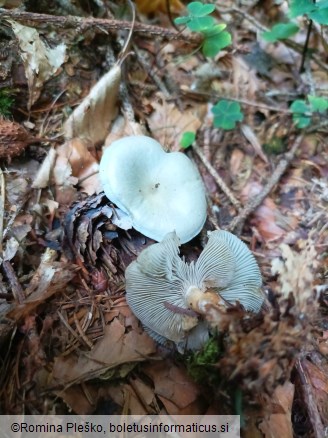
[227, 134, 304, 234]
[180, 89, 292, 114]
[0, 8, 202, 44]
[295, 358, 325, 438]
[2, 260, 25, 304]
[192, 142, 242, 209]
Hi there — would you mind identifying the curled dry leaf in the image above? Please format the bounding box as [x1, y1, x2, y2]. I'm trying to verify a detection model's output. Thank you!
[241, 182, 286, 242]
[64, 64, 121, 146]
[240, 124, 269, 164]
[32, 140, 100, 196]
[55, 139, 100, 195]
[32, 147, 57, 189]
[3, 223, 32, 261]
[7, 248, 79, 320]
[9, 21, 66, 109]
[259, 382, 294, 438]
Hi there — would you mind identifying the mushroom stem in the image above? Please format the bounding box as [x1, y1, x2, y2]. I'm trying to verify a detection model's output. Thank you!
[185, 286, 224, 315]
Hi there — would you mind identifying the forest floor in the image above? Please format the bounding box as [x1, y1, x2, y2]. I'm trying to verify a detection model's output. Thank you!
[0, 1, 327, 437]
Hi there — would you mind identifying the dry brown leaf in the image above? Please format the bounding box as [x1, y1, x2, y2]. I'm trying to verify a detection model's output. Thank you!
[55, 139, 100, 195]
[7, 249, 78, 320]
[9, 21, 66, 109]
[52, 313, 156, 386]
[242, 182, 285, 242]
[259, 382, 294, 438]
[106, 378, 156, 415]
[104, 116, 145, 147]
[232, 56, 263, 100]
[55, 385, 98, 415]
[240, 124, 269, 164]
[33, 140, 100, 195]
[64, 64, 121, 146]
[144, 360, 201, 415]
[148, 94, 203, 151]
[135, 0, 183, 14]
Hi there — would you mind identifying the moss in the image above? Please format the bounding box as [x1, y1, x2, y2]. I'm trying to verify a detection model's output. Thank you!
[0, 89, 14, 117]
[186, 336, 222, 385]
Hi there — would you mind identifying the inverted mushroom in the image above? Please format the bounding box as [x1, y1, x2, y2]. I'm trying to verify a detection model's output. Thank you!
[125, 230, 263, 350]
[99, 136, 207, 243]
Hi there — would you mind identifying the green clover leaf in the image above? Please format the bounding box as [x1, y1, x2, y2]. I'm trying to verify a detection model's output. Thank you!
[262, 22, 299, 42]
[289, 0, 316, 18]
[180, 131, 196, 148]
[212, 100, 244, 130]
[202, 24, 232, 57]
[309, 7, 328, 25]
[308, 95, 328, 112]
[290, 100, 311, 128]
[174, 1, 215, 32]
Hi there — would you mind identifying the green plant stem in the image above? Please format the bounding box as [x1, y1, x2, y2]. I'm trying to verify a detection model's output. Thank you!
[166, 0, 179, 31]
[299, 18, 313, 73]
[216, 5, 328, 73]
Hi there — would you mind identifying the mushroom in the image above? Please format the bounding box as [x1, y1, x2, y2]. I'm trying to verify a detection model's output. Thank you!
[125, 230, 263, 350]
[99, 136, 207, 243]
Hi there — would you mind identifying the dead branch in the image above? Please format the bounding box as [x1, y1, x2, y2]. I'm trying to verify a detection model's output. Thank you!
[295, 358, 326, 438]
[180, 88, 292, 114]
[227, 134, 304, 234]
[0, 8, 202, 44]
[192, 142, 242, 209]
[2, 260, 25, 304]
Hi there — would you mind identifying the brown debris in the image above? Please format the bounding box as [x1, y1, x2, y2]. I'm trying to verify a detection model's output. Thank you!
[0, 119, 31, 159]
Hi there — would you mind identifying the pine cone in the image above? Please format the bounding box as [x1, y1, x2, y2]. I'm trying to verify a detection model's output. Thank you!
[0, 119, 31, 159]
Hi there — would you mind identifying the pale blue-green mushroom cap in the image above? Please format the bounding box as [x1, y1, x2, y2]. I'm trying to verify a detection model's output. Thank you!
[99, 136, 207, 244]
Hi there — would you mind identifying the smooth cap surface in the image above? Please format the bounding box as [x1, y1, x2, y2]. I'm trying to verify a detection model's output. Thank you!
[99, 136, 207, 243]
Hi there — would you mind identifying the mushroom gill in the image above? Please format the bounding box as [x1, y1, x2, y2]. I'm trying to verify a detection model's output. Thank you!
[125, 230, 264, 350]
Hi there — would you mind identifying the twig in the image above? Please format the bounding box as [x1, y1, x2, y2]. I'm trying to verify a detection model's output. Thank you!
[73, 312, 93, 349]
[295, 358, 325, 438]
[227, 134, 304, 234]
[192, 142, 241, 209]
[180, 89, 291, 114]
[133, 44, 171, 98]
[216, 6, 267, 32]
[2, 260, 25, 304]
[166, 0, 179, 32]
[0, 8, 202, 44]
[306, 119, 328, 133]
